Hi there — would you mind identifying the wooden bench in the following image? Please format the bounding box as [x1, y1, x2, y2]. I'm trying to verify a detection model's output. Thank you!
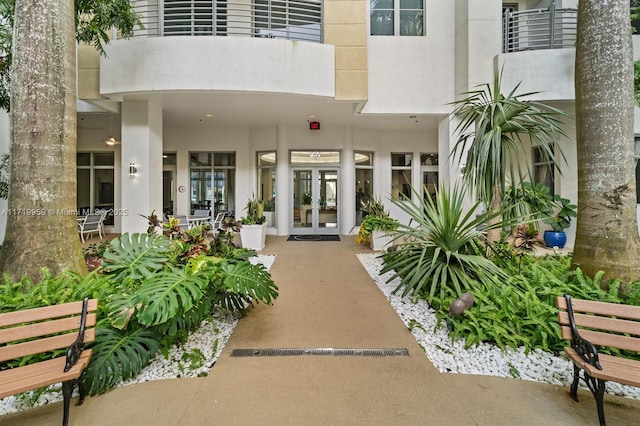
[557, 295, 640, 426]
[0, 298, 97, 426]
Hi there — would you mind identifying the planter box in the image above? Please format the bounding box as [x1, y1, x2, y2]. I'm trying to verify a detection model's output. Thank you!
[370, 230, 393, 252]
[240, 223, 267, 251]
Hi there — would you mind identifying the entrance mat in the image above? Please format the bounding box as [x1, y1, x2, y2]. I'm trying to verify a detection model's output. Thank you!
[287, 235, 340, 242]
[231, 348, 409, 357]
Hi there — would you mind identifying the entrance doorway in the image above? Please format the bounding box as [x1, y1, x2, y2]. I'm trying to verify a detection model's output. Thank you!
[291, 168, 339, 235]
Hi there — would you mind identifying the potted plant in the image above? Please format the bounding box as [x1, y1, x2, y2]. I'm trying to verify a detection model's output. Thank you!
[356, 197, 399, 251]
[239, 195, 267, 250]
[542, 195, 577, 249]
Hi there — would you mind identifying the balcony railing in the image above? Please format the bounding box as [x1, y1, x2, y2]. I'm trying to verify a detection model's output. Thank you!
[503, 3, 577, 53]
[127, 0, 323, 43]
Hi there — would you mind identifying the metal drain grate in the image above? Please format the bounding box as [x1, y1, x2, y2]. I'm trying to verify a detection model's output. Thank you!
[230, 348, 410, 357]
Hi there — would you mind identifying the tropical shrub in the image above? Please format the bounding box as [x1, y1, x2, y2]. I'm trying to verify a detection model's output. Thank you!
[435, 254, 640, 356]
[381, 185, 509, 300]
[0, 231, 279, 396]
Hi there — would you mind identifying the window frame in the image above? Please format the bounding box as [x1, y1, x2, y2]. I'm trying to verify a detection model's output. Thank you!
[370, 0, 425, 37]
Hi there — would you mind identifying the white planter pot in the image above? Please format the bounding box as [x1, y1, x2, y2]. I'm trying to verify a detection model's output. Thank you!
[240, 223, 267, 250]
[370, 230, 393, 252]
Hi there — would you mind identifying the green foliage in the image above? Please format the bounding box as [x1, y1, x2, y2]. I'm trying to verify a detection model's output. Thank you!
[102, 233, 172, 283]
[241, 195, 265, 225]
[1, 231, 279, 397]
[542, 195, 577, 232]
[450, 68, 569, 209]
[83, 326, 161, 395]
[635, 61, 640, 107]
[501, 182, 555, 233]
[381, 184, 507, 300]
[0, 0, 142, 111]
[438, 255, 640, 355]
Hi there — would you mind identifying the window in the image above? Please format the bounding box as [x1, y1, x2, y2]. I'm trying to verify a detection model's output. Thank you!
[355, 152, 374, 226]
[255, 0, 322, 42]
[420, 153, 438, 203]
[190, 152, 235, 216]
[258, 152, 277, 226]
[370, 0, 424, 36]
[391, 153, 412, 200]
[163, 0, 226, 36]
[532, 146, 555, 196]
[77, 152, 115, 225]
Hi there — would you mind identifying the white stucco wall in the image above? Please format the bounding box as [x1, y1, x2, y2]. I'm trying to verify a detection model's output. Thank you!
[100, 37, 335, 99]
[363, 0, 455, 114]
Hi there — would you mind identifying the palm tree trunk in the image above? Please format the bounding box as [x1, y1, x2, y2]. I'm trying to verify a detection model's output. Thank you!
[0, 0, 85, 282]
[572, 0, 640, 284]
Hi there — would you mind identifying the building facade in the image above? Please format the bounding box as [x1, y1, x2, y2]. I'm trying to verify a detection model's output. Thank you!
[1, 0, 639, 248]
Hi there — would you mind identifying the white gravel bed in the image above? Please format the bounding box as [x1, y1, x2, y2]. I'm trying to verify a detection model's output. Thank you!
[356, 252, 640, 401]
[0, 255, 275, 416]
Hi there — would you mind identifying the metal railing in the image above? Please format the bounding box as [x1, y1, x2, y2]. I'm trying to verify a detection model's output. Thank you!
[503, 3, 577, 53]
[126, 0, 323, 43]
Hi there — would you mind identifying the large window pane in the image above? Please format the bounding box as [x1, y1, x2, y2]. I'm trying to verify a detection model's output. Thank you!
[371, 10, 394, 35]
[191, 170, 212, 212]
[258, 151, 276, 227]
[400, 11, 423, 36]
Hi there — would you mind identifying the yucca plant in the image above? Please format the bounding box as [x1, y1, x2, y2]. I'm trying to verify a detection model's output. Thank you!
[381, 184, 510, 301]
[450, 68, 570, 243]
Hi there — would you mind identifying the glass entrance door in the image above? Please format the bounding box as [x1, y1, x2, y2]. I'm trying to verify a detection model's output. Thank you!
[291, 168, 339, 234]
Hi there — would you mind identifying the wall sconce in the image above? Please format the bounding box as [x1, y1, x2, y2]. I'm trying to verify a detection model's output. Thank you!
[129, 163, 138, 178]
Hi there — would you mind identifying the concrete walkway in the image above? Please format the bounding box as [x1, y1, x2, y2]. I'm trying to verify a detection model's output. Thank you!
[2, 235, 639, 425]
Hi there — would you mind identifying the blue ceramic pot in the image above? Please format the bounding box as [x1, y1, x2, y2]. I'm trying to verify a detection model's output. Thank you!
[544, 231, 567, 249]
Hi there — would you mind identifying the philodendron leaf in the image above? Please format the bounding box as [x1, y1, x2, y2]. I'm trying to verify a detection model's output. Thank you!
[84, 326, 160, 396]
[102, 233, 172, 283]
[134, 265, 209, 327]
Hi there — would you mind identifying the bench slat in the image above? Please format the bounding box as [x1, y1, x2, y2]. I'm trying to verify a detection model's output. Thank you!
[0, 350, 92, 399]
[560, 326, 640, 353]
[557, 296, 640, 321]
[0, 299, 98, 327]
[0, 313, 96, 343]
[0, 329, 96, 363]
[565, 348, 640, 387]
[558, 311, 640, 337]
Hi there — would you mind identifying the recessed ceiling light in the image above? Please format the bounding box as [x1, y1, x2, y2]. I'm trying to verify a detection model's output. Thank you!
[205, 113, 213, 118]
[308, 115, 316, 119]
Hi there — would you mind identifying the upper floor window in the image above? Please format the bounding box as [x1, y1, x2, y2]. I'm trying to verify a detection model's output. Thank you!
[370, 0, 424, 36]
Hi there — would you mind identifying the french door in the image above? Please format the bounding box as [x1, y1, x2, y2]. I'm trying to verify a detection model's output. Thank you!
[291, 167, 339, 235]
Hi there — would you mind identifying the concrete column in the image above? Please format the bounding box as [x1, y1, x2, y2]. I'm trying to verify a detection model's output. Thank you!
[275, 125, 289, 235]
[120, 101, 163, 234]
[341, 126, 355, 234]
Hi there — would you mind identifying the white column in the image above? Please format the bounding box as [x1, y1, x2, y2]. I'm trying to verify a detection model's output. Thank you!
[341, 126, 355, 234]
[120, 101, 163, 234]
[275, 125, 289, 235]
[0, 111, 8, 243]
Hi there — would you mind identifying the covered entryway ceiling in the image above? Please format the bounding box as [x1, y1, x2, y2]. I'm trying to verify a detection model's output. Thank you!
[78, 91, 442, 132]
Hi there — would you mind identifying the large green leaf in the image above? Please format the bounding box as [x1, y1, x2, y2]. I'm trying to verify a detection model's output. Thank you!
[134, 265, 210, 327]
[218, 260, 279, 305]
[84, 326, 160, 395]
[102, 233, 172, 283]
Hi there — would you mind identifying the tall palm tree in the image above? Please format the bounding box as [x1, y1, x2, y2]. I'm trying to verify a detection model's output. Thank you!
[572, 0, 640, 284]
[450, 70, 570, 243]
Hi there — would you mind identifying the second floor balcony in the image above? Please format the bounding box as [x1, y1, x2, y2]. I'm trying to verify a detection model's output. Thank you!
[503, 2, 577, 53]
[129, 0, 323, 43]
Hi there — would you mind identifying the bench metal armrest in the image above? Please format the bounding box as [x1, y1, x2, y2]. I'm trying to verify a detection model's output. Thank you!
[564, 294, 602, 370]
[64, 297, 89, 372]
